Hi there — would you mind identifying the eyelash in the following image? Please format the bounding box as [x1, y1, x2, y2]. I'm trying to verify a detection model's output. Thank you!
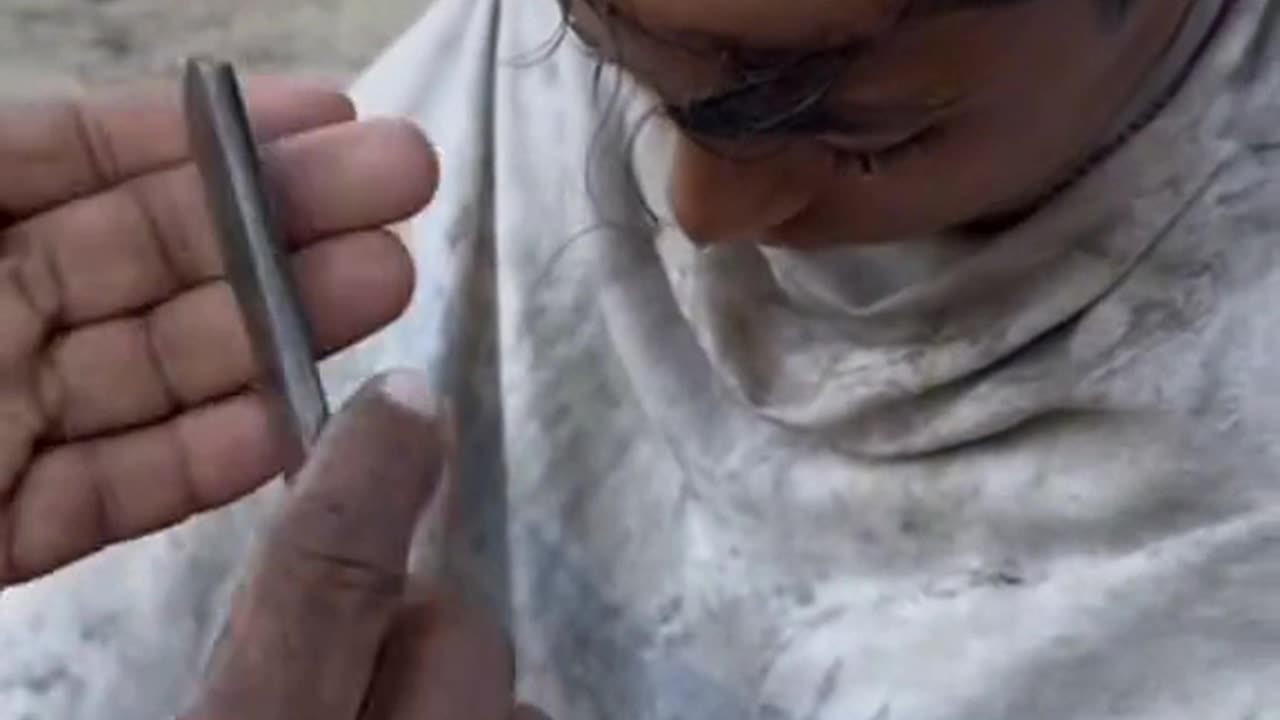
[823, 126, 935, 175]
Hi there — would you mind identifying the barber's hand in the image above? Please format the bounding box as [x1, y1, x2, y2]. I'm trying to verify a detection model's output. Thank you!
[0, 79, 436, 585]
[184, 371, 543, 720]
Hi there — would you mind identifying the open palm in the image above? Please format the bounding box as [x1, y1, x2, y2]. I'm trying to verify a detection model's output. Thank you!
[0, 77, 436, 586]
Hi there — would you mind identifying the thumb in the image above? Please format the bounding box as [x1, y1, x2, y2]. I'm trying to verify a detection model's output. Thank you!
[275, 369, 451, 576]
[188, 370, 451, 720]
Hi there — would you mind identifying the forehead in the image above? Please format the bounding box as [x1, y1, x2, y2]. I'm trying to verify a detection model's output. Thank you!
[605, 0, 911, 47]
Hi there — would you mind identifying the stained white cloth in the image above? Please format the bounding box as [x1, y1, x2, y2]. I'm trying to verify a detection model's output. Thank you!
[3, 1, 1280, 718]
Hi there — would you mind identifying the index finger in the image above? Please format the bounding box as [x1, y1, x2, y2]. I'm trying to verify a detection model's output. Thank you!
[189, 371, 450, 720]
[0, 76, 354, 219]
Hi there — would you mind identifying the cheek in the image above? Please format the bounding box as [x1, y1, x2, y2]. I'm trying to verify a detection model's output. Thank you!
[775, 123, 1040, 245]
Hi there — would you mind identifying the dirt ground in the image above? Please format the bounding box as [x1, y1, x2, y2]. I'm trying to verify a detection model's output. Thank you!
[0, 0, 428, 99]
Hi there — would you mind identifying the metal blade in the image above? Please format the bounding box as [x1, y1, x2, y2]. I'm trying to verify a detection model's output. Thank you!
[184, 57, 329, 472]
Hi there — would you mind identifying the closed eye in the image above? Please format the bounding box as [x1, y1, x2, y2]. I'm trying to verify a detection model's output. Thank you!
[817, 122, 933, 154]
[824, 124, 938, 174]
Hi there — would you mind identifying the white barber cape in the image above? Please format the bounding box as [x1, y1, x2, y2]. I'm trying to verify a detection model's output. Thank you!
[3, 1, 1280, 718]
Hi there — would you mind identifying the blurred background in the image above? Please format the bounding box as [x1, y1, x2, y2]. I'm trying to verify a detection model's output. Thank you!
[0, 0, 428, 98]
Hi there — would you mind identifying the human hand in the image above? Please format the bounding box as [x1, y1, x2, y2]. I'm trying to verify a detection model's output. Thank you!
[183, 371, 544, 720]
[0, 78, 436, 585]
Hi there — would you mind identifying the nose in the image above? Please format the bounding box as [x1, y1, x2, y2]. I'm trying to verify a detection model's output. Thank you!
[669, 134, 836, 245]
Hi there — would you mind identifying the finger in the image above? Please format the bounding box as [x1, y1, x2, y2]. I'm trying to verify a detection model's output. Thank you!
[0, 76, 355, 218]
[4, 117, 435, 326]
[360, 592, 514, 720]
[188, 372, 449, 720]
[265, 118, 437, 243]
[4, 391, 287, 585]
[274, 371, 448, 592]
[41, 228, 413, 440]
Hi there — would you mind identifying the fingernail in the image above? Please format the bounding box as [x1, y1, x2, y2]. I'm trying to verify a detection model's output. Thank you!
[377, 370, 440, 418]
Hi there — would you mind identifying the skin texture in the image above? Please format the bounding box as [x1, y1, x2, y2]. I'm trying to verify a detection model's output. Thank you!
[0, 78, 433, 585]
[567, 0, 1196, 246]
[184, 371, 540, 720]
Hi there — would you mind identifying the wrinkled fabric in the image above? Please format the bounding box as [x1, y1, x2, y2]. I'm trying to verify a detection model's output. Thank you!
[3, 1, 1280, 719]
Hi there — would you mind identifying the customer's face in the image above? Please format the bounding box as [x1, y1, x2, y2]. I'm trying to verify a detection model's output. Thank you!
[565, 0, 1188, 246]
